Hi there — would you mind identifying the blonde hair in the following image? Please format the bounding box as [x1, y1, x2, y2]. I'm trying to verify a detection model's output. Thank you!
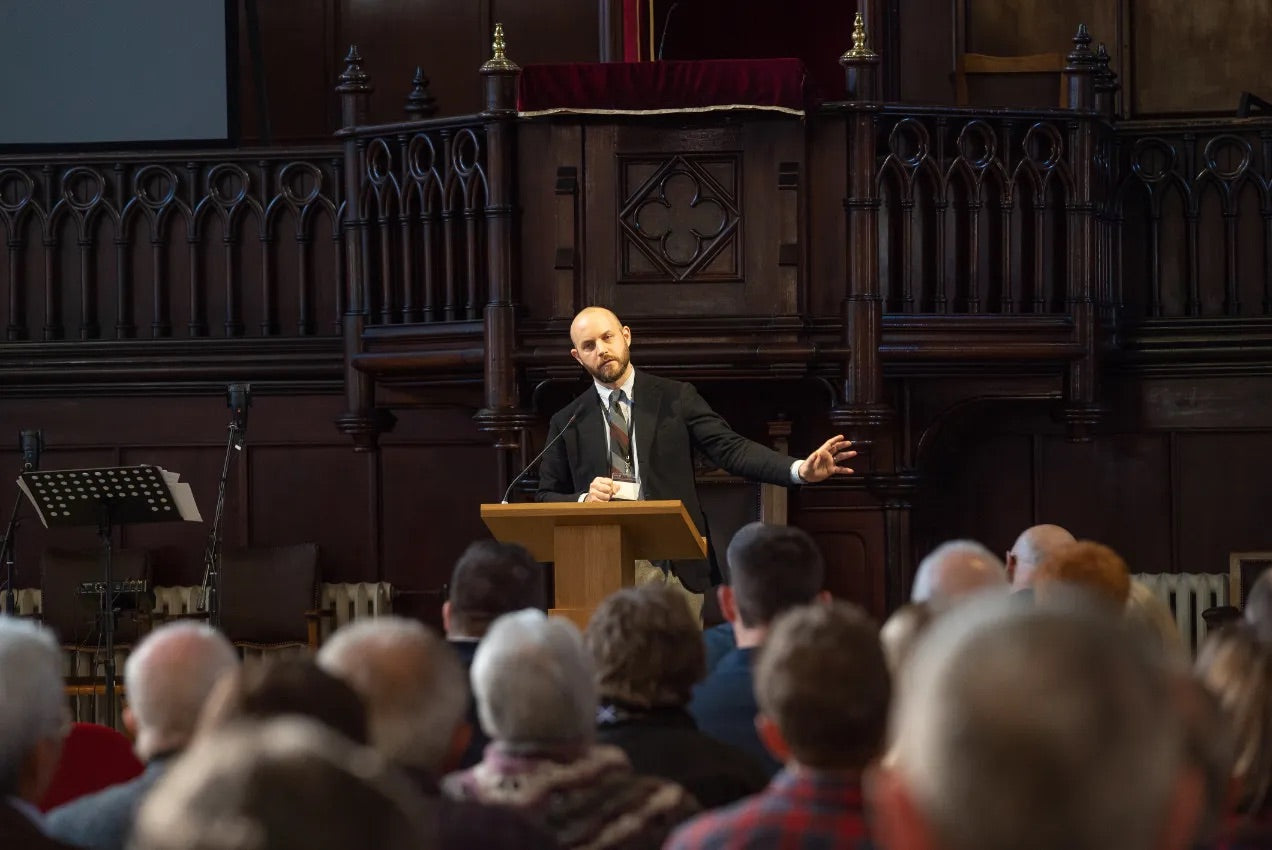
[1196, 625, 1272, 814]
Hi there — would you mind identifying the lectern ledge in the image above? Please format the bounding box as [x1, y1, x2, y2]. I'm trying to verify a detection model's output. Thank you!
[480, 500, 706, 629]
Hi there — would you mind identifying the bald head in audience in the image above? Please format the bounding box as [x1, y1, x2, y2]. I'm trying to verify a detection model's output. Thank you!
[910, 540, 1007, 606]
[125, 622, 239, 760]
[318, 617, 470, 778]
[131, 718, 434, 850]
[1006, 524, 1075, 590]
[872, 593, 1200, 850]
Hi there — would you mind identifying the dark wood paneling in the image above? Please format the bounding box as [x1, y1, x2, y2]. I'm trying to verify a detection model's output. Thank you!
[1176, 432, 1272, 573]
[912, 388, 1272, 593]
[236, 0, 601, 143]
[249, 444, 374, 582]
[897, 0, 955, 104]
[795, 494, 888, 617]
[1037, 433, 1172, 572]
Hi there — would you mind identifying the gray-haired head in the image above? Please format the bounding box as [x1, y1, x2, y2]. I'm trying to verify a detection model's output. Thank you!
[0, 616, 67, 799]
[1007, 524, 1075, 590]
[318, 616, 468, 775]
[910, 540, 1007, 606]
[130, 717, 435, 850]
[125, 621, 239, 760]
[1244, 570, 1272, 645]
[470, 609, 595, 750]
[886, 593, 1184, 850]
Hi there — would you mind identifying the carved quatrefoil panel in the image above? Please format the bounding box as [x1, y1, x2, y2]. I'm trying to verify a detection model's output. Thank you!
[618, 154, 741, 283]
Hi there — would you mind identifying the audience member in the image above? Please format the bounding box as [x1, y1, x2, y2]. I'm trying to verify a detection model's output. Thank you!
[46, 622, 238, 850]
[443, 609, 698, 850]
[195, 655, 367, 744]
[585, 583, 768, 809]
[880, 601, 935, 676]
[1244, 570, 1272, 646]
[0, 616, 75, 850]
[319, 617, 558, 850]
[1196, 625, 1272, 846]
[443, 539, 547, 767]
[1034, 539, 1132, 609]
[131, 717, 435, 850]
[871, 592, 1200, 850]
[1125, 580, 1186, 661]
[689, 522, 827, 776]
[667, 601, 889, 850]
[909, 539, 1007, 606]
[1005, 523, 1075, 592]
[39, 722, 144, 811]
[1173, 670, 1237, 849]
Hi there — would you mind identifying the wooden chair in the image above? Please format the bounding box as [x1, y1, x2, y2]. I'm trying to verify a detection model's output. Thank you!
[955, 52, 1068, 107]
[215, 543, 329, 661]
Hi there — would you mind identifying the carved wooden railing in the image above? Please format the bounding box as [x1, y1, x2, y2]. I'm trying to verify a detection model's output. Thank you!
[334, 39, 526, 454]
[874, 107, 1081, 316]
[1113, 119, 1272, 319]
[0, 150, 344, 343]
[343, 115, 492, 325]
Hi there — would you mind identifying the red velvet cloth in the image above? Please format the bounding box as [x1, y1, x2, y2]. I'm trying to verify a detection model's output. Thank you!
[517, 59, 811, 114]
[39, 722, 145, 811]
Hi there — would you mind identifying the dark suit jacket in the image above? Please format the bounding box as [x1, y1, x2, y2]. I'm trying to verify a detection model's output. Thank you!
[688, 647, 782, 777]
[447, 638, 489, 769]
[0, 799, 81, 850]
[596, 704, 768, 810]
[536, 370, 798, 591]
[45, 756, 171, 850]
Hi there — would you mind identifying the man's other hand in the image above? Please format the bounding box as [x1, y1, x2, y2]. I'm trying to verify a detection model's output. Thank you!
[797, 435, 857, 483]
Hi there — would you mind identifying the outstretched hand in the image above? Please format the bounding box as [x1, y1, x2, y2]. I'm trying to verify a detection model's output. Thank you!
[797, 435, 857, 483]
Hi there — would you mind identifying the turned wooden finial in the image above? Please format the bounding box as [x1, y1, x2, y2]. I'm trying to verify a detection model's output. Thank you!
[841, 12, 878, 62]
[404, 66, 437, 119]
[480, 23, 520, 73]
[337, 45, 372, 93]
[1067, 23, 1095, 66]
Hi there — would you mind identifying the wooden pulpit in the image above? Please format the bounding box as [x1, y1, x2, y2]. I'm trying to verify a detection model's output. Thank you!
[480, 500, 707, 629]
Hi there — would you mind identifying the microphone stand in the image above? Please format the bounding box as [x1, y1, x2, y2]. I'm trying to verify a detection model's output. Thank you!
[201, 421, 243, 628]
[0, 486, 22, 615]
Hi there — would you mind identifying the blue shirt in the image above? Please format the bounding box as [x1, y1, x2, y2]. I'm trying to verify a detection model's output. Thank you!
[688, 646, 781, 777]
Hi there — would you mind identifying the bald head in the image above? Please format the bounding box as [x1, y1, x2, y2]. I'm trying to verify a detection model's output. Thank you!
[569, 307, 633, 387]
[911, 540, 1007, 606]
[125, 622, 239, 760]
[318, 617, 468, 775]
[1007, 524, 1075, 590]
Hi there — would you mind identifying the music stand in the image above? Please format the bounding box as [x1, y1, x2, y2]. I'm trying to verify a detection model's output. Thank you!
[18, 465, 201, 727]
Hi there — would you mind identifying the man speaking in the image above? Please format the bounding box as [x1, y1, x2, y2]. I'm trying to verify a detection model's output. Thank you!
[536, 307, 856, 610]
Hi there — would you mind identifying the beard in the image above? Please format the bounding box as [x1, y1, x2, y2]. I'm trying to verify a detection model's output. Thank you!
[588, 350, 630, 384]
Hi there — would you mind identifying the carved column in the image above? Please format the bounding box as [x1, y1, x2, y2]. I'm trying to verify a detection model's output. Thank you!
[334, 46, 395, 451]
[1061, 25, 1104, 440]
[834, 15, 894, 440]
[473, 25, 535, 494]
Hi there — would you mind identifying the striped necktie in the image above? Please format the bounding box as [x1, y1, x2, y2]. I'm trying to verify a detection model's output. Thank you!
[607, 390, 632, 477]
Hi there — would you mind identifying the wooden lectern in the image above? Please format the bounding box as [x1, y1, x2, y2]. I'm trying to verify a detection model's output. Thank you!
[480, 500, 707, 629]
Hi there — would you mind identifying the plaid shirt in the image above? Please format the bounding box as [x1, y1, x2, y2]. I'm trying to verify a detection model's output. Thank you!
[664, 766, 874, 850]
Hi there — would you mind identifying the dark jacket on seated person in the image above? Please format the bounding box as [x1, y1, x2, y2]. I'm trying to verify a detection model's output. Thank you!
[45, 755, 174, 850]
[596, 701, 768, 810]
[447, 638, 489, 768]
[688, 646, 782, 777]
[0, 798, 80, 850]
